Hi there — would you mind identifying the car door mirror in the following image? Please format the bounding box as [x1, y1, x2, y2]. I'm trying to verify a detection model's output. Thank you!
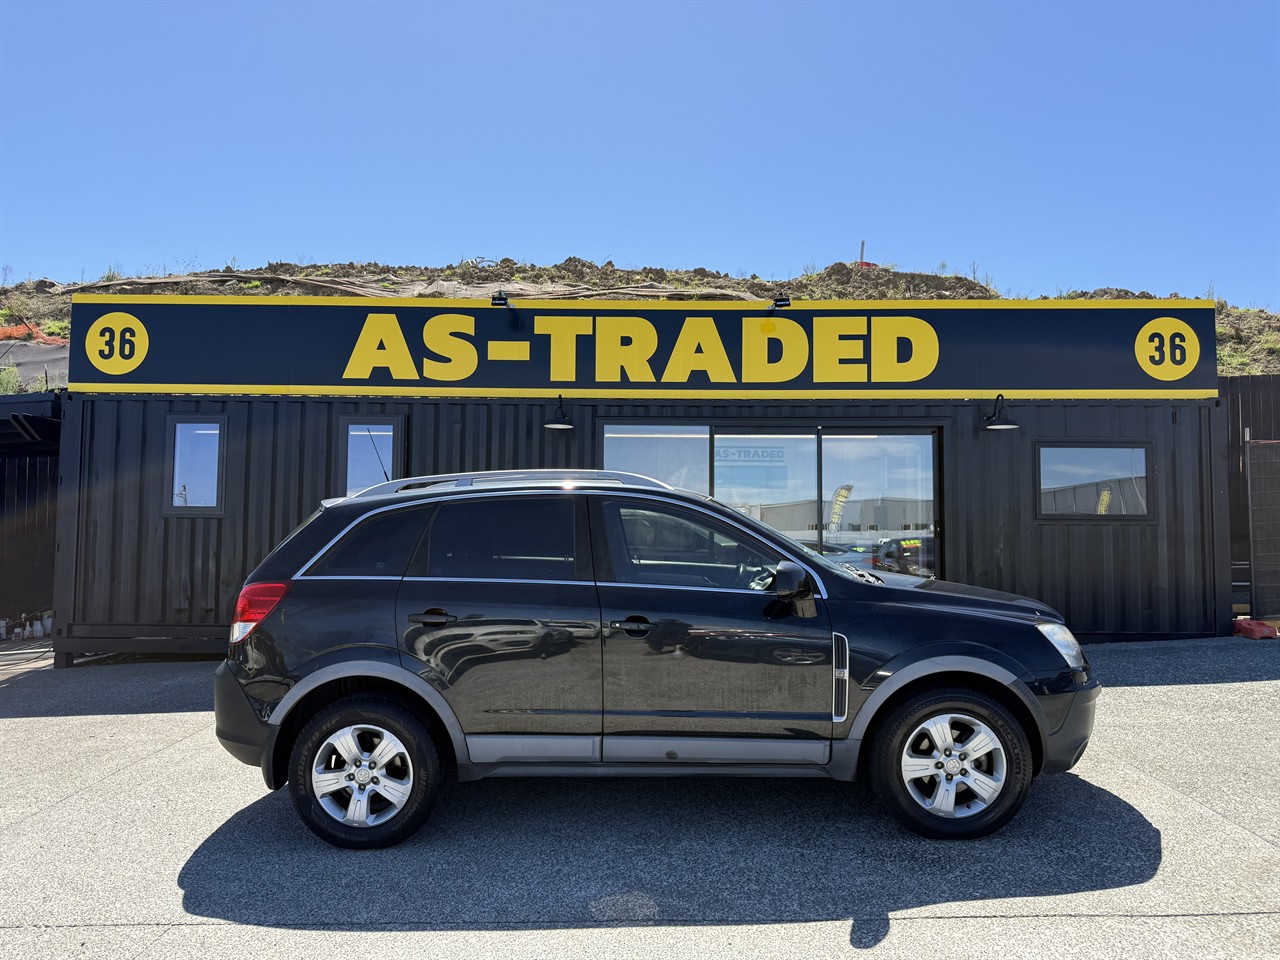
[773, 561, 817, 618]
[773, 558, 813, 600]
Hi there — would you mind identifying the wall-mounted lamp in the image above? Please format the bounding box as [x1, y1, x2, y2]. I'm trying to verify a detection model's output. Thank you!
[771, 297, 791, 310]
[491, 291, 509, 307]
[983, 393, 1019, 431]
[543, 395, 574, 431]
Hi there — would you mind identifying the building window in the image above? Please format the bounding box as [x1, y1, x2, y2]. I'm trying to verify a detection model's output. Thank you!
[603, 425, 710, 494]
[602, 423, 938, 577]
[165, 416, 225, 516]
[339, 416, 404, 496]
[1039, 445, 1150, 517]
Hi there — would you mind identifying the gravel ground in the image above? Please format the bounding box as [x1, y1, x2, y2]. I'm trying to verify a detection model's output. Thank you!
[0, 636, 1276, 959]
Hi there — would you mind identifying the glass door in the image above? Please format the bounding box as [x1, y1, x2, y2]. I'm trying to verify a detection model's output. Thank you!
[820, 433, 937, 577]
[603, 424, 710, 494]
[603, 423, 940, 579]
[712, 432, 819, 550]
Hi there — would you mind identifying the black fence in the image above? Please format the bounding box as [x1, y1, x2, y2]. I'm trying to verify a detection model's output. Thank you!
[1220, 375, 1280, 613]
[1247, 441, 1280, 618]
[0, 454, 57, 627]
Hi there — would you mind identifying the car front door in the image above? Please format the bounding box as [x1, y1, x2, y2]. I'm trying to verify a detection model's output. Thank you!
[590, 494, 834, 764]
[397, 493, 603, 764]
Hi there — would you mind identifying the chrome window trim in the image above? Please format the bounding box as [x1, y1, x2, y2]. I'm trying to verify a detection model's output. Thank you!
[294, 575, 404, 582]
[295, 490, 581, 580]
[401, 576, 591, 586]
[292, 485, 827, 599]
[595, 581, 771, 596]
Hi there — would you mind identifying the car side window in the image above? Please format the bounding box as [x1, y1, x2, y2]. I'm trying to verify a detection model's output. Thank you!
[602, 499, 781, 589]
[307, 506, 432, 578]
[410, 496, 585, 581]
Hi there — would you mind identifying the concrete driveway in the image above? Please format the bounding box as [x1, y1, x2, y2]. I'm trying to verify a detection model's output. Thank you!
[0, 638, 1276, 959]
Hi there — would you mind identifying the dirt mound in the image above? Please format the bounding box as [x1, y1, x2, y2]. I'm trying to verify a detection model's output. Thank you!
[0, 259, 1270, 385]
[34, 258, 998, 303]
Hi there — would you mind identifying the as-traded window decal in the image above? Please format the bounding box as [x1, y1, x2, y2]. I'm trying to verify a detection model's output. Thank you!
[68, 296, 1217, 400]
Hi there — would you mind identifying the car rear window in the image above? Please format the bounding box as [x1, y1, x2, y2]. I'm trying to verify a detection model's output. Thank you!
[306, 506, 432, 578]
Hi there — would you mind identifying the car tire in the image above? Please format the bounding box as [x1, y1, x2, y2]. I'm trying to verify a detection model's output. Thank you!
[869, 687, 1033, 839]
[289, 695, 442, 849]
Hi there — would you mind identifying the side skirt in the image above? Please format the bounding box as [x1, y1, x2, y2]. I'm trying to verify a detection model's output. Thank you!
[456, 762, 842, 782]
[455, 742, 865, 783]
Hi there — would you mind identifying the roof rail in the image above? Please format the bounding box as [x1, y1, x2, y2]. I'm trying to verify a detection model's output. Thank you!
[348, 469, 672, 500]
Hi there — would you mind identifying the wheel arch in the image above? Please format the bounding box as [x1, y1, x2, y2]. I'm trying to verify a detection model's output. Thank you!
[848, 658, 1048, 779]
[264, 661, 465, 790]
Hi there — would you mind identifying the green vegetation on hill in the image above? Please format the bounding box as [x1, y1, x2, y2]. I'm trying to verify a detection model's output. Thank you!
[0, 259, 1274, 376]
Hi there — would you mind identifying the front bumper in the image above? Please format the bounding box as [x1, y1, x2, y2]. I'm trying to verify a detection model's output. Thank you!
[213, 660, 272, 767]
[1040, 679, 1101, 774]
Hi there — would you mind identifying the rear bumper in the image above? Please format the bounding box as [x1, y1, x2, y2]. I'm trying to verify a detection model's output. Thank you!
[213, 660, 272, 768]
[1041, 679, 1101, 774]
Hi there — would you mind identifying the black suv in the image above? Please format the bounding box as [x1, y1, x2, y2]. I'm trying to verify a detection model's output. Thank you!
[215, 470, 1099, 848]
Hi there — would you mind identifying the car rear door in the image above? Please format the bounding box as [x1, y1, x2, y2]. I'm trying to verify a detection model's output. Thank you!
[396, 493, 603, 763]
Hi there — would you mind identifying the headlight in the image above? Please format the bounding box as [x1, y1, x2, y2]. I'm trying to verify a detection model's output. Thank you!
[1037, 622, 1084, 669]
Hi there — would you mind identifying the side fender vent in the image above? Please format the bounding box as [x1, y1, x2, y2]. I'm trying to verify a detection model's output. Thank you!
[832, 632, 850, 722]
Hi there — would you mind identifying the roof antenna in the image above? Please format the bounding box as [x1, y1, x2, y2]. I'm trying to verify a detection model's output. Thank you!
[366, 427, 389, 481]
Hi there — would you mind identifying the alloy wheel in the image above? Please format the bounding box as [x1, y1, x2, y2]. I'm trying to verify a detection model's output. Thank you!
[899, 712, 1007, 819]
[310, 723, 415, 828]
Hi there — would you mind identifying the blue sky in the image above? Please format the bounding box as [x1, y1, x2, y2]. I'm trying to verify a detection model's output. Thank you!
[1, 0, 1276, 307]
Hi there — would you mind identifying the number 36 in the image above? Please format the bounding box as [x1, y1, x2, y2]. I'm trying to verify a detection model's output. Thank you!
[1148, 331, 1186, 366]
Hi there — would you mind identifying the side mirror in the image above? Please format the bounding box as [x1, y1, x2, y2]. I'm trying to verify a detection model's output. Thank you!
[774, 560, 814, 603]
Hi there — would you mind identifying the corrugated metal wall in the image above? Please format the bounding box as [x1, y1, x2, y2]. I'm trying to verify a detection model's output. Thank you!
[53, 394, 1230, 647]
[0, 455, 57, 622]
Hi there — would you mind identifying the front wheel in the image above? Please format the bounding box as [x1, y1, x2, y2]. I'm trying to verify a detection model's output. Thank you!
[869, 688, 1033, 839]
[289, 696, 442, 849]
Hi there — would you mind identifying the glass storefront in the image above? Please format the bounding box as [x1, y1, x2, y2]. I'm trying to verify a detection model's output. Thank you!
[714, 433, 818, 547]
[600, 425, 711, 494]
[604, 424, 937, 577]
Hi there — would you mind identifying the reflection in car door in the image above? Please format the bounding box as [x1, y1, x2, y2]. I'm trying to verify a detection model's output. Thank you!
[397, 494, 603, 761]
[590, 495, 834, 764]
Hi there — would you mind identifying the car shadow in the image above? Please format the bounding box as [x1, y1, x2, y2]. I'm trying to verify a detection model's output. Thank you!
[179, 773, 1160, 947]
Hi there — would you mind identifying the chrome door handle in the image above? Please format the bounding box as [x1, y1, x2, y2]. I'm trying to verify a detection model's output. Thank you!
[610, 618, 656, 633]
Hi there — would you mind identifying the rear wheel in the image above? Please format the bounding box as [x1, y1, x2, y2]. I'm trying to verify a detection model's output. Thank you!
[870, 688, 1032, 839]
[289, 696, 442, 848]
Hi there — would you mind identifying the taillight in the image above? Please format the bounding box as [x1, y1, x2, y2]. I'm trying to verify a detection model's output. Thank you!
[231, 582, 289, 643]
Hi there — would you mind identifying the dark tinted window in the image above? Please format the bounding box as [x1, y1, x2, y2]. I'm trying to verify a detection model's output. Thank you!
[308, 507, 431, 577]
[416, 497, 582, 581]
